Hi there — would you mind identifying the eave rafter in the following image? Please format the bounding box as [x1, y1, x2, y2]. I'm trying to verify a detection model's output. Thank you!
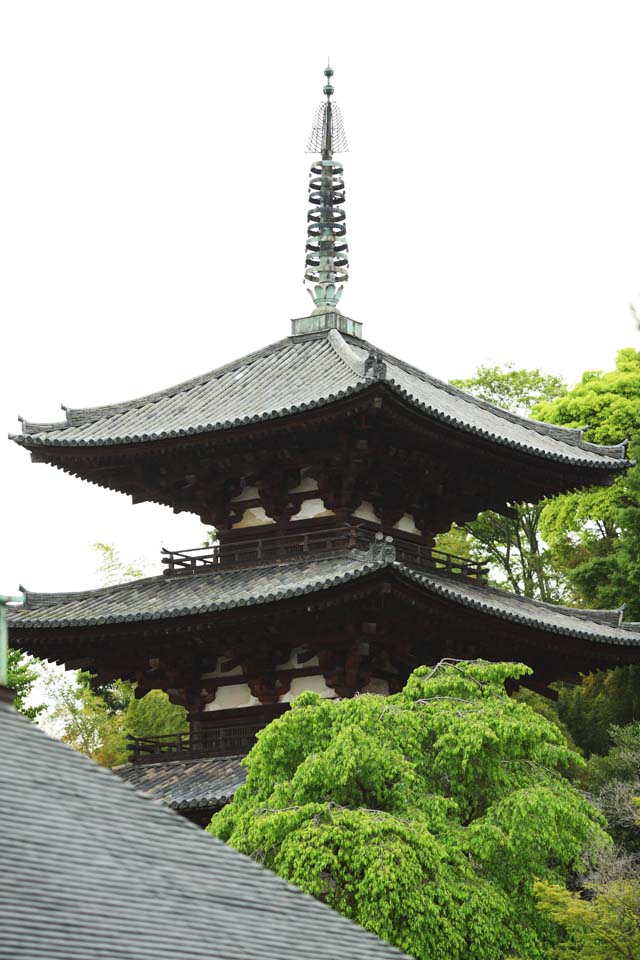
[23, 384, 624, 531]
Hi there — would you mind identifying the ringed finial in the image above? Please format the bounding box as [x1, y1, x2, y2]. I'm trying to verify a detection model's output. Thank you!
[303, 64, 350, 317]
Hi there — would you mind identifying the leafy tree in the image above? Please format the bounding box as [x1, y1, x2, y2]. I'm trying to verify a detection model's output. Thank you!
[556, 668, 640, 757]
[533, 349, 640, 616]
[444, 365, 569, 600]
[92, 541, 148, 587]
[534, 878, 640, 959]
[37, 542, 186, 764]
[451, 362, 567, 416]
[7, 647, 44, 720]
[578, 722, 640, 853]
[43, 671, 187, 767]
[209, 659, 606, 960]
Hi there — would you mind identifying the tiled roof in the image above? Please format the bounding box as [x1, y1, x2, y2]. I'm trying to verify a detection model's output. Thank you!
[114, 755, 246, 811]
[9, 553, 640, 647]
[12, 329, 628, 470]
[9, 556, 376, 628]
[0, 701, 409, 960]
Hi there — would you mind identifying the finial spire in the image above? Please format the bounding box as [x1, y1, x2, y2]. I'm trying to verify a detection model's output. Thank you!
[304, 64, 349, 316]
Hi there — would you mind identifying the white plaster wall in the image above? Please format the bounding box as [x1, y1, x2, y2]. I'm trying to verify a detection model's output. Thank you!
[201, 657, 243, 680]
[204, 683, 261, 711]
[290, 497, 336, 522]
[280, 675, 335, 702]
[361, 678, 390, 696]
[230, 484, 260, 503]
[289, 468, 319, 494]
[231, 506, 276, 529]
[353, 501, 383, 524]
[393, 513, 421, 535]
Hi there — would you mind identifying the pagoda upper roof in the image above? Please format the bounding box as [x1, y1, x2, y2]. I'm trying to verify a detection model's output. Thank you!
[10, 553, 640, 649]
[13, 328, 628, 471]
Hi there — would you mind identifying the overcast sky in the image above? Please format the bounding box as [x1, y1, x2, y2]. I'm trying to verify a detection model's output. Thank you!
[1, 0, 639, 595]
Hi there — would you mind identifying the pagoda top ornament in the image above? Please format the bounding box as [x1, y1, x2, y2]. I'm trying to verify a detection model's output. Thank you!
[302, 64, 351, 325]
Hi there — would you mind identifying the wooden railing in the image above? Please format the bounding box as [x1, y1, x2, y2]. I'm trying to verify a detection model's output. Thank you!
[161, 524, 488, 581]
[126, 720, 265, 763]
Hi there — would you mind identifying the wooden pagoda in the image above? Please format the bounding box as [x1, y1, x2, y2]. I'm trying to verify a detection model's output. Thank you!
[8, 67, 640, 818]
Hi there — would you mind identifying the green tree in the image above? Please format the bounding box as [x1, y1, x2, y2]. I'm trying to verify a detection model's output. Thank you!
[43, 670, 187, 767]
[209, 659, 606, 960]
[534, 878, 640, 959]
[445, 365, 569, 601]
[451, 363, 567, 416]
[555, 668, 640, 757]
[92, 541, 148, 587]
[38, 541, 186, 765]
[533, 349, 640, 616]
[7, 647, 44, 720]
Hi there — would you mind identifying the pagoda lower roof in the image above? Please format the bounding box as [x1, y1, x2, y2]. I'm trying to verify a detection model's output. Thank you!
[114, 755, 246, 813]
[9, 554, 640, 649]
[13, 328, 628, 471]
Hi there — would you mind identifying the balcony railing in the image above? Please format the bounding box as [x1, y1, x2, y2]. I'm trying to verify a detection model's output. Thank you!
[126, 720, 265, 764]
[162, 523, 488, 581]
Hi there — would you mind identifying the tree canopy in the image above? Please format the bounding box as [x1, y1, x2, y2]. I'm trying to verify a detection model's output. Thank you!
[209, 660, 605, 960]
[533, 348, 640, 617]
[43, 671, 188, 767]
[7, 648, 43, 721]
[451, 363, 567, 416]
[444, 364, 569, 601]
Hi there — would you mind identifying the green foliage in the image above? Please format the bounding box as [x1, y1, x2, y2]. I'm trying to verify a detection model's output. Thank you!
[463, 503, 570, 602]
[451, 363, 567, 417]
[534, 879, 640, 959]
[533, 349, 640, 617]
[556, 668, 640, 757]
[92, 541, 148, 586]
[444, 365, 570, 600]
[7, 648, 44, 720]
[581, 722, 640, 853]
[42, 670, 187, 767]
[209, 660, 606, 960]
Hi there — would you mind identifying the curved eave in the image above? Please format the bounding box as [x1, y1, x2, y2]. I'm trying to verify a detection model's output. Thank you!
[9, 558, 640, 650]
[12, 377, 630, 477]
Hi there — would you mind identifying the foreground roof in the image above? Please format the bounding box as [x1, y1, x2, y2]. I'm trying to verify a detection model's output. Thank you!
[13, 328, 628, 470]
[114, 755, 246, 813]
[1, 701, 408, 960]
[9, 553, 640, 648]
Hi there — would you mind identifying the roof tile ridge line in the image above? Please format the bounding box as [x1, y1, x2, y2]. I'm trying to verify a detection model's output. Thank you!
[326, 329, 366, 378]
[18, 571, 168, 608]
[354, 336, 621, 456]
[394, 562, 636, 625]
[406, 568, 640, 643]
[15, 416, 68, 436]
[15, 557, 389, 621]
[23, 336, 294, 433]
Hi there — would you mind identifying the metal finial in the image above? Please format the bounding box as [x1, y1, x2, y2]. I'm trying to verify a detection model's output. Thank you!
[304, 65, 349, 316]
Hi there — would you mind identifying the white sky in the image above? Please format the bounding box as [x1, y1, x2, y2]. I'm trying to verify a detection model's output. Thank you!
[1, 0, 639, 595]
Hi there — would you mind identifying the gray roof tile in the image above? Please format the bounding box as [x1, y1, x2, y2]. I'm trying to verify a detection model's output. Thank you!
[0, 702, 409, 960]
[12, 329, 628, 470]
[8, 554, 640, 647]
[114, 755, 246, 810]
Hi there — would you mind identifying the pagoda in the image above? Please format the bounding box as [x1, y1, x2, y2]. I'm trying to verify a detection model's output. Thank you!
[9, 66, 640, 822]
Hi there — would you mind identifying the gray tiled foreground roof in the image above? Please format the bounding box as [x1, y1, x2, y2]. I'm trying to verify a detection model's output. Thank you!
[13, 328, 627, 469]
[9, 554, 640, 647]
[114, 755, 246, 811]
[0, 702, 409, 960]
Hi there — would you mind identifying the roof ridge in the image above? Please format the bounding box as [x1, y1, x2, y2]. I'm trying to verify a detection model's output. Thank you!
[20, 336, 294, 433]
[390, 561, 640, 641]
[326, 329, 366, 377]
[346, 334, 627, 462]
